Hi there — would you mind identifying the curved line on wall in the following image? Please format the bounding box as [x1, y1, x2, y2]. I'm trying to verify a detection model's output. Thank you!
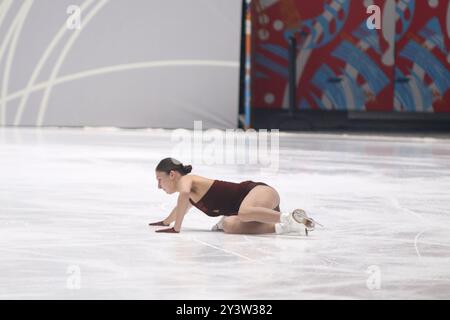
[1, 60, 239, 107]
[0, 0, 34, 125]
[36, 0, 110, 126]
[14, 0, 96, 126]
[0, 0, 14, 31]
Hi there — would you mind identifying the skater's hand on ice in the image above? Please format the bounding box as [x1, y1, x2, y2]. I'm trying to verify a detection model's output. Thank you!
[155, 227, 179, 233]
[149, 220, 169, 226]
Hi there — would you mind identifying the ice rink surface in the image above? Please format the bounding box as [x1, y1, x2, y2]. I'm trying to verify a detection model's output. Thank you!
[1, 127, 449, 299]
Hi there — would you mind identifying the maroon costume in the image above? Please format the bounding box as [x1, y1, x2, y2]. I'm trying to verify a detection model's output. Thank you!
[189, 180, 280, 217]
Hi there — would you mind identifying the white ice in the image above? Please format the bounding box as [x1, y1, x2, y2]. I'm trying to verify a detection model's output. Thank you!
[1, 127, 450, 299]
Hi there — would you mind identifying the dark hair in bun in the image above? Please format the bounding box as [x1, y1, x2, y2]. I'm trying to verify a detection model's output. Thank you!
[182, 165, 192, 174]
[155, 158, 192, 176]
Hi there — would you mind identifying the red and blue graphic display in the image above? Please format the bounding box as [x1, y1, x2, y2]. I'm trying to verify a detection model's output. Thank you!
[251, 0, 450, 113]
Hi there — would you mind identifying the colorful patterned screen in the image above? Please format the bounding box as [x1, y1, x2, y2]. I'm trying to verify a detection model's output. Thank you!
[251, 0, 450, 113]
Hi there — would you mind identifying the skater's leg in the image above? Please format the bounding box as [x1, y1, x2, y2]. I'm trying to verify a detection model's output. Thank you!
[237, 185, 282, 223]
[222, 216, 275, 234]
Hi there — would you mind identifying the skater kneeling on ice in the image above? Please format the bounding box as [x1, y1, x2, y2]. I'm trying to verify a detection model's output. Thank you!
[149, 158, 321, 235]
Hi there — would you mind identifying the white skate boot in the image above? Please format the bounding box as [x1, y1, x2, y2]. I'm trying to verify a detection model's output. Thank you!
[211, 216, 226, 231]
[291, 209, 323, 232]
[276, 209, 322, 236]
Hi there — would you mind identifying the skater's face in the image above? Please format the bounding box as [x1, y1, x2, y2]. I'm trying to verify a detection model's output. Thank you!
[155, 170, 178, 194]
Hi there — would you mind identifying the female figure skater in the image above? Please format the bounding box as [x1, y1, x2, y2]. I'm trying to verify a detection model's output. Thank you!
[149, 158, 319, 235]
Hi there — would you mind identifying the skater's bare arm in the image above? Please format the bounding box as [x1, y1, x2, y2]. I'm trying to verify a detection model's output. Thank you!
[163, 202, 192, 225]
[172, 178, 193, 232]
